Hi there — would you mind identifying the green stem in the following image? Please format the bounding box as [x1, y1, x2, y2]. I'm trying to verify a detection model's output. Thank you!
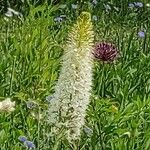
[9, 56, 16, 96]
[37, 107, 41, 150]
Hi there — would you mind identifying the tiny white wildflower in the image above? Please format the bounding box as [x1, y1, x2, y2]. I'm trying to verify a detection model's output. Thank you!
[92, 15, 98, 21]
[8, 8, 20, 15]
[0, 98, 15, 112]
[71, 4, 78, 9]
[5, 11, 13, 17]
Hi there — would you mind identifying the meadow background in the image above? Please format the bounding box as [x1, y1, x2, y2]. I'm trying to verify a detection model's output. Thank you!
[0, 0, 150, 149]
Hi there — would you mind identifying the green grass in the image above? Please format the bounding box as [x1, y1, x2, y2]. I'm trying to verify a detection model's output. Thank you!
[0, 0, 150, 149]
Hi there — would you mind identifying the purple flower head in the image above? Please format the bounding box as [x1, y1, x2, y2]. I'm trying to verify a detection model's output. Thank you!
[92, 0, 98, 5]
[138, 31, 145, 38]
[18, 136, 27, 142]
[24, 140, 35, 149]
[71, 4, 78, 9]
[134, 2, 143, 7]
[129, 2, 143, 8]
[93, 42, 118, 62]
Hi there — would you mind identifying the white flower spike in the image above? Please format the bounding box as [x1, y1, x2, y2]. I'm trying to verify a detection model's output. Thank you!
[48, 12, 94, 142]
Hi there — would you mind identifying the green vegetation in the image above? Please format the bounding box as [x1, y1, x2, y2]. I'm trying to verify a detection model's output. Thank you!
[0, 1, 150, 149]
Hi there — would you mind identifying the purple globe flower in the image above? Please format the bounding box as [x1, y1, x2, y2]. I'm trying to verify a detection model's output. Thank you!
[138, 31, 145, 38]
[129, 2, 143, 8]
[24, 140, 35, 149]
[93, 42, 118, 62]
[18, 136, 27, 142]
[134, 2, 143, 8]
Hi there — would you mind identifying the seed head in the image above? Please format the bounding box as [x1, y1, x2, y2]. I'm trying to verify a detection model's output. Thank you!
[93, 42, 118, 62]
[0, 98, 15, 112]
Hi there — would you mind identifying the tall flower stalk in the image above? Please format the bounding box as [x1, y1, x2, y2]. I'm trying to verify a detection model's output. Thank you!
[48, 12, 94, 142]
